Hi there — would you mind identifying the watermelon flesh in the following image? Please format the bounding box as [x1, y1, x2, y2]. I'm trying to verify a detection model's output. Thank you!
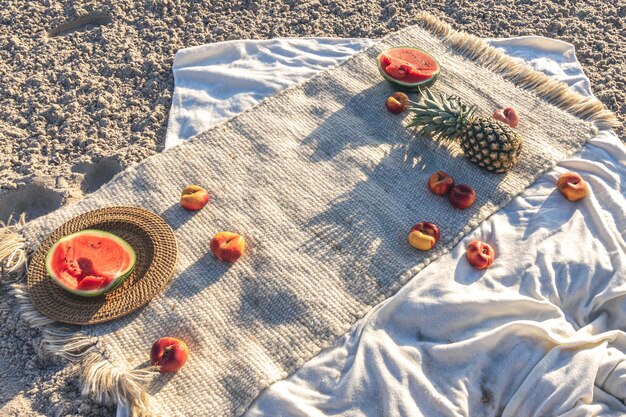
[379, 55, 434, 83]
[377, 47, 440, 89]
[46, 230, 136, 297]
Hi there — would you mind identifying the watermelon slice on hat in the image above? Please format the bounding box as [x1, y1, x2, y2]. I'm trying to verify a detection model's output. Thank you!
[377, 47, 440, 91]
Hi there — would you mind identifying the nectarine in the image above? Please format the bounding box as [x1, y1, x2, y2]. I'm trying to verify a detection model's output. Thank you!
[428, 171, 455, 195]
[180, 185, 210, 210]
[466, 240, 495, 270]
[386, 92, 409, 114]
[557, 172, 588, 201]
[151, 337, 189, 373]
[449, 184, 476, 209]
[493, 107, 520, 128]
[210, 232, 246, 262]
[408, 222, 440, 251]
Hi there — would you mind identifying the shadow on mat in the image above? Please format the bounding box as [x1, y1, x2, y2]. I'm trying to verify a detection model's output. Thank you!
[296, 81, 507, 305]
[161, 202, 196, 231]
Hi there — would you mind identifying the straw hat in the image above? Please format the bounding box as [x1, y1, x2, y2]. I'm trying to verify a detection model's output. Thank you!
[28, 207, 178, 325]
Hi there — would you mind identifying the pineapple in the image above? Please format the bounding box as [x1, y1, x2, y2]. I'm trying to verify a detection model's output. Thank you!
[408, 88, 523, 173]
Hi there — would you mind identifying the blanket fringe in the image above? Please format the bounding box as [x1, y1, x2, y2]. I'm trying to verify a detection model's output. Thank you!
[81, 352, 158, 415]
[416, 12, 619, 132]
[0, 215, 28, 281]
[1, 221, 157, 416]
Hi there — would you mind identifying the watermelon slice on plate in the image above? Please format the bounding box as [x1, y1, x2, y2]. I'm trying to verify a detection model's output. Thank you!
[377, 47, 440, 91]
[45, 229, 136, 297]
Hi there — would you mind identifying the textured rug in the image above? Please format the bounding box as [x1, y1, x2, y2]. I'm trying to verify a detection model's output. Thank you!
[0, 12, 616, 417]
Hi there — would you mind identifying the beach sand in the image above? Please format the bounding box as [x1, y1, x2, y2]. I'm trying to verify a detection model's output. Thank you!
[0, 1, 624, 415]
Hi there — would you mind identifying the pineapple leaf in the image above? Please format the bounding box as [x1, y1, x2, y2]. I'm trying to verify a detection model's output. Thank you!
[421, 124, 440, 134]
[408, 103, 431, 111]
[466, 105, 477, 121]
[408, 115, 430, 127]
[424, 87, 437, 101]
[423, 98, 440, 109]
[441, 95, 453, 113]
[417, 126, 429, 136]
[444, 126, 458, 136]
[407, 120, 423, 128]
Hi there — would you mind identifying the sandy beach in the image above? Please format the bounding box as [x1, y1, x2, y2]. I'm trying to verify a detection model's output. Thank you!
[0, 1, 624, 415]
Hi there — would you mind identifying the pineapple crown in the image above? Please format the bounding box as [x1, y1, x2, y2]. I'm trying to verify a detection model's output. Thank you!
[408, 87, 476, 140]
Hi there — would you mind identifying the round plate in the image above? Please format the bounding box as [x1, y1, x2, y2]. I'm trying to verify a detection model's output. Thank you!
[27, 207, 178, 325]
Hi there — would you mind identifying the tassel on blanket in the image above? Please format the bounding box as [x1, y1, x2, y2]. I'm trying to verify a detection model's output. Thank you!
[2, 221, 157, 415]
[11, 283, 158, 413]
[415, 12, 618, 132]
[81, 352, 159, 415]
[0, 214, 28, 281]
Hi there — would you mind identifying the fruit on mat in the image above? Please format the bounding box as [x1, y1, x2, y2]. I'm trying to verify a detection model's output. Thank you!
[449, 184, 477, 209]
[151, 337, 189, 373]
[210, 232, 246, 262]
[408, 222, 440, 251]
[45, 229, 136, 297]
[408, 87, 523, 173]
[180, 185, 210, 211]
[386, 92, 410, 114]
[493, 107, 520, 128]
[377, 47, 440, 91]
[557, 172, 588, 201]
[428, 171, 455, 195]
[466, 240, 495, 270]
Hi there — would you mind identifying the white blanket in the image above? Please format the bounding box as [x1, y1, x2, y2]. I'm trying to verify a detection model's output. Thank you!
[163, 37, 626, 416]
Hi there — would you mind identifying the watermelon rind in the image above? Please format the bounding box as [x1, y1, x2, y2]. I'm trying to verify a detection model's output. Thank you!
[45, 229, 136, 297]
[376, 47, 440, 91]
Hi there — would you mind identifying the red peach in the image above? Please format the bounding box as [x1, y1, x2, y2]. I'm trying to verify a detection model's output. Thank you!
[408, 222, 440, 251]
[150, 337, 189, 373]
[449, 184, 477, 209]
[210, 232, 246, 262]
[466, 240, 495, 270]
[392, 92, 409, 107]
[386, 92, 409, 114]
[493, 107, 520, 128]
[180, 185, 210, 211]
[428, 171, 455, 195]
[557, 172, 588, 201]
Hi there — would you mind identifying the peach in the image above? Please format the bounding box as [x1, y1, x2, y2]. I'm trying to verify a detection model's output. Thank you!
[408, 222, 440, 251]
[557, 172, 588, 201]
[210, 232, 246, 262]
[180, 185, 210, 211]
[493, 107, 520, 128]
[449, 184, 476, 209]
[151, 337, 189, 373]
[386, 92, 409, 114]
[466, 240, 495, 270]
[428, 171, 455, 195]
